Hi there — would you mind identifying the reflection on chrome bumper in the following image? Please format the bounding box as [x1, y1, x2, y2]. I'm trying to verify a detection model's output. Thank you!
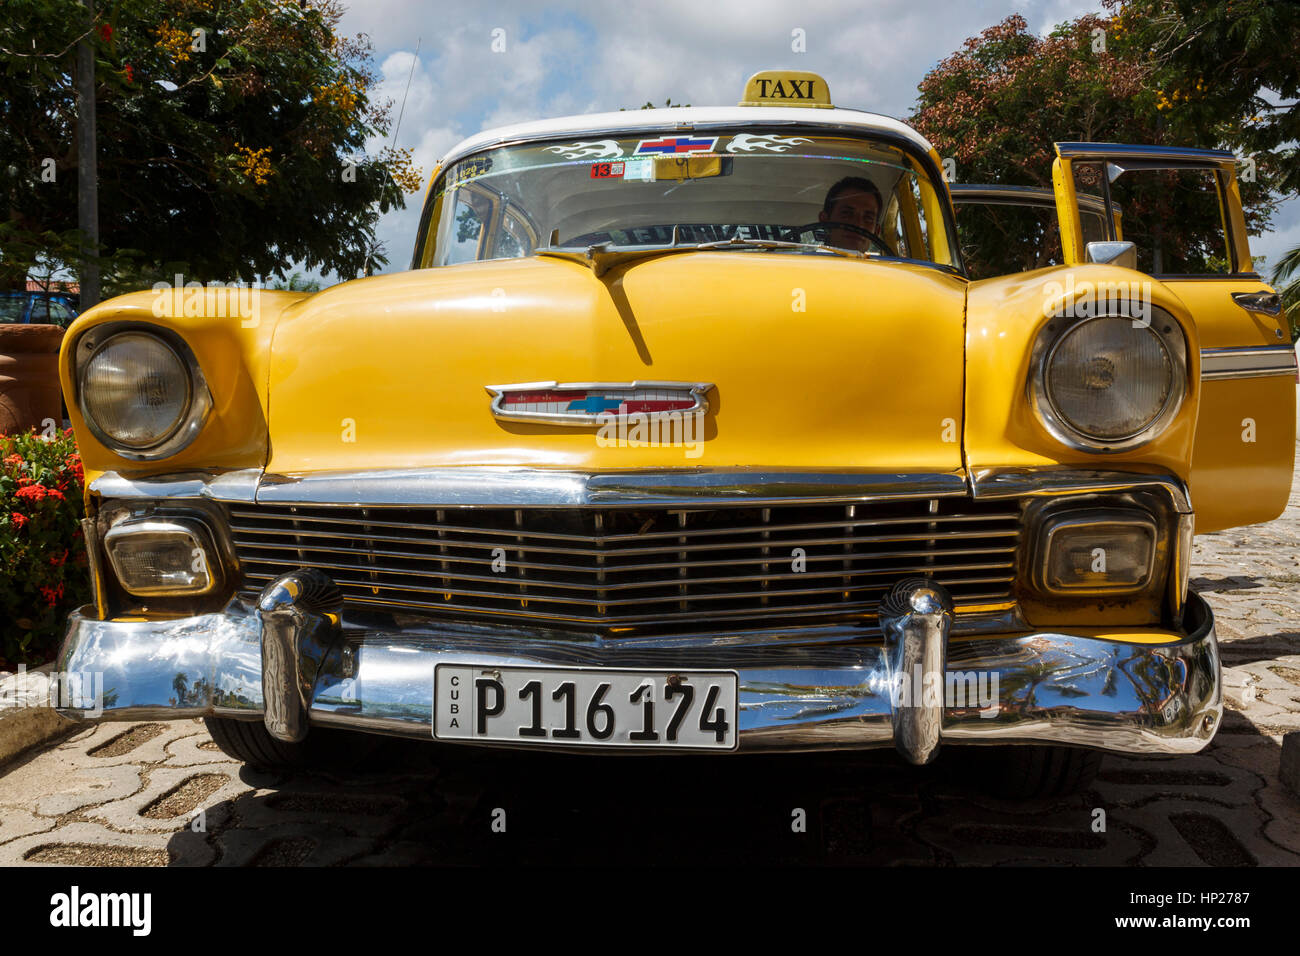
[56, 577, 1221, 757]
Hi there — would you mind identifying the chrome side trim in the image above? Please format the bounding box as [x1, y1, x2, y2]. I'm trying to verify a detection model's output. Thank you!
[1200, 345, 1297, 381]
[969, 468, 1192, 514]
[252, 469, 971, 508]
[1054, 142, 1235, 164]
[91, 468, 969, 508]
[90, 469, 263, 503]
[485, 380, 712, 426]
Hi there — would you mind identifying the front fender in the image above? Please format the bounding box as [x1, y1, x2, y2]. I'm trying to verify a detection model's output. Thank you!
[59, 288, 310, 479]
[963, 264, 1201, 484]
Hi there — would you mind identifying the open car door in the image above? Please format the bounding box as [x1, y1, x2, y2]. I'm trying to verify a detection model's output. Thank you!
[1051, 142, 1297, 532]
[950, 184, 1119, 281]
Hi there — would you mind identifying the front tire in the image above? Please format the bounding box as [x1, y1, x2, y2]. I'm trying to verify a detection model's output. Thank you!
[984, 745, 1103, 799]
[203, 717, 378, 772]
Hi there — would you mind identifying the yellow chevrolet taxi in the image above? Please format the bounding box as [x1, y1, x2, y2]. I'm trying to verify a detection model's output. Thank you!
[55, 72, 1297, 796]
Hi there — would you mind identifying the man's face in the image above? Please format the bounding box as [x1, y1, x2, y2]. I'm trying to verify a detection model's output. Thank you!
[818, 188, 881, 251]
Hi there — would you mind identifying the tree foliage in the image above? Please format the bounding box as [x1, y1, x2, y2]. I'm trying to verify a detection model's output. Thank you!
[0, 0, 422, 292]
[910, 13, 1277, 280]
[1105, 0, 1299, 195]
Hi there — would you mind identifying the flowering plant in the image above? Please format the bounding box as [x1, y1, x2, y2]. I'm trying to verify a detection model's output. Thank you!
[0, 429, 90, 666]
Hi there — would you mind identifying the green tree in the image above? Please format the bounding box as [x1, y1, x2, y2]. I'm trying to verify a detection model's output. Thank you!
[269, 271, 323, 292]
[0, 0, 423, 293]
[1270, 245, 1300, 339]
[910, 13, 1277, 278]
[1104, 0, 1300, 195]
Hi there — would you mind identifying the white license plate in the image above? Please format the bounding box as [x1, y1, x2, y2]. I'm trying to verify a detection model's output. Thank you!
[433, 665, 739, 750]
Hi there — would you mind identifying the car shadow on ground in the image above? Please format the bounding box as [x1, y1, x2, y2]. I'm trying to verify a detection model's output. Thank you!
[154, 728, 1291, 866]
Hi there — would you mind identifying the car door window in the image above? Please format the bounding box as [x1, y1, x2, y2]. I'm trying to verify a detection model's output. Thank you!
[445, 193, 490, 265]
[955, 200, 1062, 280]
[46, 299, 77, 327]
[1071, 162, 1232, 275]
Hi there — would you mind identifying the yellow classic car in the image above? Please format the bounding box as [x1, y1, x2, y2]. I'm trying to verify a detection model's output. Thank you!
[54, 71, 1297, 797]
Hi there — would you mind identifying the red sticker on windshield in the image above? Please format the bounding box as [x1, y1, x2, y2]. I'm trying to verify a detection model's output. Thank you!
[589, 161, 625, 179]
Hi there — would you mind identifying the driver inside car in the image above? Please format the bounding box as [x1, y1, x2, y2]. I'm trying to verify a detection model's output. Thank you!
[818, 176, 891, 253]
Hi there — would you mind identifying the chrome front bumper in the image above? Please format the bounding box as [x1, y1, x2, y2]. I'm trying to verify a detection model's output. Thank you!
[55, 572, 1222, 759]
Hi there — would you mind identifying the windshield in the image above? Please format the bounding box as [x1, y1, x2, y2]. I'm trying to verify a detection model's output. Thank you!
[413, 129, 959, 270]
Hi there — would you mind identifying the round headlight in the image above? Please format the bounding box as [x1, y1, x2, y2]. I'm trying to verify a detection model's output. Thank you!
[1042, 316, 1183, 446]
[81, 332, 192, 449]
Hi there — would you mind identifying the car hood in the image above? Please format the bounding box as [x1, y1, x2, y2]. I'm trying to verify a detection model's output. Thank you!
[264, 253, 968, 474]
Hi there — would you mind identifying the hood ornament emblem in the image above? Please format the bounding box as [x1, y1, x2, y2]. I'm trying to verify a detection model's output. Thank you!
[486, 381, 712, 426]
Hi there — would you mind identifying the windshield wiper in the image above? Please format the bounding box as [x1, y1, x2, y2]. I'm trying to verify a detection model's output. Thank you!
[535, 229, 871, 277]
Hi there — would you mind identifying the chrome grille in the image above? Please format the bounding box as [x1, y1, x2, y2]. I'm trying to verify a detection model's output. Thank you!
[228, 499, 1021, 631]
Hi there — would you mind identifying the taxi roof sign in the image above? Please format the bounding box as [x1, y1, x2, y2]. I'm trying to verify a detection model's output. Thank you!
[739, 70, 833, 109]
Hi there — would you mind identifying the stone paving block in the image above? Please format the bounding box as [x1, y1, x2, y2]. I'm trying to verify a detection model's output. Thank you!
[165, 730, 239, 767]
[87, 765, 247, 834]
[227, 778, 411, 837]
[73, 721, 192, 767]
[0, 821, 174, 866]
[1112, 798, 1298, 866]
[2, 758, 146, 818]
[210, 823, 377, 866]
[164, 827, 219, 867]
[0, 807, 58, 847]
[913, 795, 1146, 865]
[1281, 733, 1300, 799]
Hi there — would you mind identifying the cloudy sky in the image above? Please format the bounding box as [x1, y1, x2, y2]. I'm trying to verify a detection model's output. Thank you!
[326, 0, 1298, 283]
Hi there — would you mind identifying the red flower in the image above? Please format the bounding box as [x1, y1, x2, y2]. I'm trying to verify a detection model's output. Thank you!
[16, 476, 33, 486]
[14, 484, 47, 502]
[45, 487, 65, 502]
[124, 63, 134, 83]
[2, 454, 21, 467]
[50, 549, 69, 567]
[39, 583, 64, 607]
[10, 512, 27, 528]
[100, 23, 112, 42]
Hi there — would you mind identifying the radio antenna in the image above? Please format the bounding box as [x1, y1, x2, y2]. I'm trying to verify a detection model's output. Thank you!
[390, 37, 421, 148]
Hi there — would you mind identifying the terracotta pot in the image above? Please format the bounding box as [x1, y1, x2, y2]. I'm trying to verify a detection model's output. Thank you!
[0, 324, 66, 436]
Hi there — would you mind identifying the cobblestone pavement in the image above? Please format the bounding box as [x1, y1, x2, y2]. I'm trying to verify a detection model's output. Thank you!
[2, 457, 1298, 866]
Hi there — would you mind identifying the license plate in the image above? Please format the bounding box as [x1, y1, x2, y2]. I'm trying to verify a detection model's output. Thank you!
[433, 665, 739, 750]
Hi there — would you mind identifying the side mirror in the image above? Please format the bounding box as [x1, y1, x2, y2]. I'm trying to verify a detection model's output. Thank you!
[1085, 240, 1137, 270]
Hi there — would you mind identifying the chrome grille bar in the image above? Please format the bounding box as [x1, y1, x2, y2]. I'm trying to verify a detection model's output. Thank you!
[229, 499, 1022, 631]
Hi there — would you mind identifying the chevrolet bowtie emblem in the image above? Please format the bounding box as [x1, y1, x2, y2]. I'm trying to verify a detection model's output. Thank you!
[486, 381, 713, 426]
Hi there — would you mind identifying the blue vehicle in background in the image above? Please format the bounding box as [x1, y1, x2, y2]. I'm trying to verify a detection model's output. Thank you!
[0, 287, 80, 328]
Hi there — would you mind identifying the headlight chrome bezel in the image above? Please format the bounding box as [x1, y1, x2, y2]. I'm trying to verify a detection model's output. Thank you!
[74, 323, 213, 460]
[103, 515, 222, 597]
[1030, 310, 1187, 453]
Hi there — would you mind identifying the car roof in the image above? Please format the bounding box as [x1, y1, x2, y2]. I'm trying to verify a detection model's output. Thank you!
[948, 183, 1116, 215]
[436, 107, 939, 171]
